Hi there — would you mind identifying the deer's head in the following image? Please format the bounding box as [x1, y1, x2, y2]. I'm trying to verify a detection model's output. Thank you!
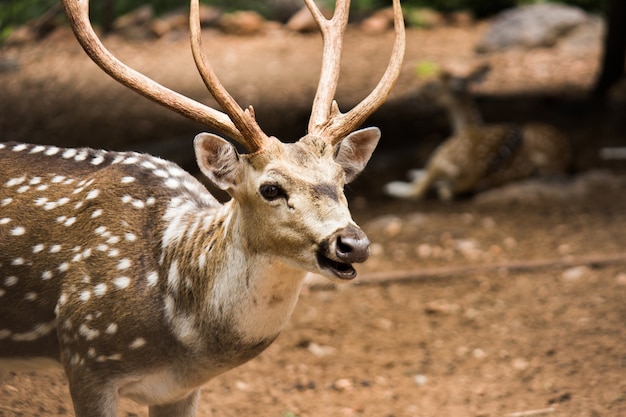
[62, 0, 405, 281]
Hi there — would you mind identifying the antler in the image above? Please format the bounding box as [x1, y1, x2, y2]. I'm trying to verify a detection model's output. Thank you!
[305, 0, 406, 144]
[189, 0, 268, 151]
[61, 0, 268, 152]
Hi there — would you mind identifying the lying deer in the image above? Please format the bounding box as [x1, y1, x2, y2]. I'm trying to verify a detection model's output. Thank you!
[384, 64, 571, 200]
[0, 0, 405, 415]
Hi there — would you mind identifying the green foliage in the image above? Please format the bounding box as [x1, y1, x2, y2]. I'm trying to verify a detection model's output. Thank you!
[415, 60, 440, 79]
[0, 0, 56, 39]
[0, 0, 609, 42]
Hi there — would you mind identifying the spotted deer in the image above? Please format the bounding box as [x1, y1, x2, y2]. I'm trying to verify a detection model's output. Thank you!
[384, 64, 570, 201]
[0, 0, 405, 415]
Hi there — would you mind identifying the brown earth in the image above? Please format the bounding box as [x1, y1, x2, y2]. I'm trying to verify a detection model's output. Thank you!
[1, 18, 625, 417]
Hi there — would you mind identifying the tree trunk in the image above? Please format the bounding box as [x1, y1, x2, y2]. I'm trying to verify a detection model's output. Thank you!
[592, 0, 626, 98]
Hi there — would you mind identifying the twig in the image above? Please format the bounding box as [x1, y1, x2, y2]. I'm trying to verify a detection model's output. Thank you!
[505, 407, 556, 417]
[356, 253, 626, 285]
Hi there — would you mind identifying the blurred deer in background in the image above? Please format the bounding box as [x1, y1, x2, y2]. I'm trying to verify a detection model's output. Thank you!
[384, 64, 571, 201]
[0, 0, 405, 415]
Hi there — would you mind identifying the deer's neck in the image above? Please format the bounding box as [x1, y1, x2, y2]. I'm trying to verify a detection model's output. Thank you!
[158, 199, 305, 349]
[446, 93, 483, 133]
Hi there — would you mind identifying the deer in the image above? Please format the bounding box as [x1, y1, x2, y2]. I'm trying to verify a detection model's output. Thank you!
[384, 64, 571, 201]
[0, 0, 405, 415]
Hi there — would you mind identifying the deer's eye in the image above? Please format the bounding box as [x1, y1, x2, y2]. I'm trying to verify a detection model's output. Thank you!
[259, 184, 286, 201]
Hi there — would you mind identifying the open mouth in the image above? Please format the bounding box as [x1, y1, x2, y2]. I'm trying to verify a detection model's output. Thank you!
[316, 252, 357, 280]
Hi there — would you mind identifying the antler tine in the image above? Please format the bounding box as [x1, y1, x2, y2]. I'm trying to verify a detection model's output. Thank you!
[304, 0, 350, 136]
[61, 0, 264, 148]
[308, 0, 406, 144]
[189, 0, 268, 152]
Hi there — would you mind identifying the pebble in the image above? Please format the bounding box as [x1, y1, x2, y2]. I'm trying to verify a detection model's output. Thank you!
[562, 265, 590, 281]
[307, 342, 337, 357]
[332, 378, 353, 391]
[414, 374, 428, 386]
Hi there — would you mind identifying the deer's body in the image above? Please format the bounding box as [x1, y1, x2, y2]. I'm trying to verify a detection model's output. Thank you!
[0, 141, 297, 402]
[0, 0, 405, 414]
[384, 65, 570, 201]
[0, 132, 377, 414]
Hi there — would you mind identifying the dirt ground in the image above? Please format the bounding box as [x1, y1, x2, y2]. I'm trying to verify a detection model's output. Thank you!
[1, 15, 626, 417]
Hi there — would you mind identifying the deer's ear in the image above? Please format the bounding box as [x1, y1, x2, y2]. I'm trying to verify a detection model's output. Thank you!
[194, 133, 241, 191]
[334, 127, 380, 184]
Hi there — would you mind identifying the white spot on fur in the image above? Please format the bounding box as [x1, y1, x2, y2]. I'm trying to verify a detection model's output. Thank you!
[129, 338, 146, 349]
[63, 149, 78, 159]
[0, 218, 11, 225]
[141, 161, 157, 170]
[50, 245, 62, 253]
[10, 226, 25, 236]
[91, 155, 104, 165]
[117, 258, 131, 270]
[24, 292, 38, 301]
[113, 277, 131, 289]
[79, 291, 91, 302]
[12, 321, 55, 342]
[91, 209, 103, 218]
[94, 283, 107, 297]
[105, 323, 118, 334]
[11, 257, 25, 266]
[44, 147, 60, 156]
[167, 261, 180, 290]
[33, 244, 45, 253]
[30, 145, 45, 153]
[79, 324, 99, 341]
[121, 176, 136, 184]
[12, 144, 28, 152]
[146, 271, 158, 287]
[164, 178, 180, 189]
[6, 176, 26, 187]
[4, 276, 18, 286]
[2, 198, 13, 206]
[85, 189, 100, 200]
[75, 151, 88, 162]
[41, 271, 53, 280]
[153, 169, 169, 178]
[58, 262, 69, 272]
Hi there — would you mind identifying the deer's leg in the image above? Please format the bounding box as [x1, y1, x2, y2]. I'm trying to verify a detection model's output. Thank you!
[149, 390, 200, 417]
[384, 169, 435, 200]
[66, 372, 118, 417]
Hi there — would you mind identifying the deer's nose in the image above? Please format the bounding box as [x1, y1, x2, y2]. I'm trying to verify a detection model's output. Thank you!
[333, 225, 370, 264]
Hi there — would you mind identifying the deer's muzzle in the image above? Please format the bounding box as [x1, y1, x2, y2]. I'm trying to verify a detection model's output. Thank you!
[316, 225, 370, 280]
